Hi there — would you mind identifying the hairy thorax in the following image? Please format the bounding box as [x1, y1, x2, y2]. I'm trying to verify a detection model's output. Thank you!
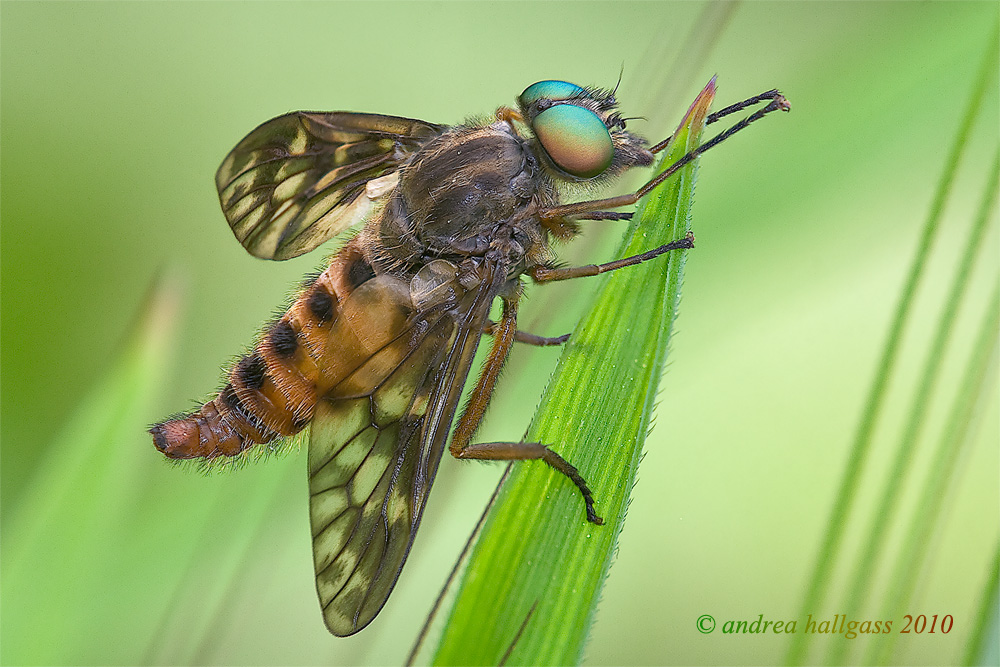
[368, 121, 556, 279]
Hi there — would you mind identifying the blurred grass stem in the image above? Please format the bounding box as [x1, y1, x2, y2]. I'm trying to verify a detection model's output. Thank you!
[785, 25, 1000, 665]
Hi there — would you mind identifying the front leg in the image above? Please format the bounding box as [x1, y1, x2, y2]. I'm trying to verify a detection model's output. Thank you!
[538, 90, 790, 220]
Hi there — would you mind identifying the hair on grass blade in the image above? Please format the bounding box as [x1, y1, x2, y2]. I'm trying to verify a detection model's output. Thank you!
[404, 464, 514, 666]
[499, 599, 539, 667]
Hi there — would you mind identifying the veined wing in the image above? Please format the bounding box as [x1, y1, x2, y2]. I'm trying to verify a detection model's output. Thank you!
[307, 269, 498, 636]
[216, 112, 444, 260]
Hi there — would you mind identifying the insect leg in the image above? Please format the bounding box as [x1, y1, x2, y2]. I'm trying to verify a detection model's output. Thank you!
[449, 297, 519, 453]
[705, 89, 788, 126]
[456, 441, 603, 525]
[483, 320, 569, 346]
[572, 211, 633, 221]
[513, 330, 570, 346]
[538, 90, 790, 220]
[646, 89, 790, 153]
[451, 295, 602, 524]
[529, 231, 695, 283]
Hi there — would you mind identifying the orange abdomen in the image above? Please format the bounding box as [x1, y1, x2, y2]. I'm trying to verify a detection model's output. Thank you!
[150, 241, 383, 460]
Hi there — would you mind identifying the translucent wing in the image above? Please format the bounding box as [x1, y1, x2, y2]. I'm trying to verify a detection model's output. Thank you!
[216, 112, 444, 260]
[307, 274, 495, 636]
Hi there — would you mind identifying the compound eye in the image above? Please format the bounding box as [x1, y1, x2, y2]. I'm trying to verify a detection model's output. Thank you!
[532, 104, 613, 179]
[519, 80, 585, 107]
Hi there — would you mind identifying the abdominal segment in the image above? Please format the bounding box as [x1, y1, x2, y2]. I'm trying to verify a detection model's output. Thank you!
[150, 241, 413, 460]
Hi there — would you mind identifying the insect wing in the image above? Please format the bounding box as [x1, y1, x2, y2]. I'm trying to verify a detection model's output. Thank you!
[216, 112, 444, 260]
[307, 277, 492, 636]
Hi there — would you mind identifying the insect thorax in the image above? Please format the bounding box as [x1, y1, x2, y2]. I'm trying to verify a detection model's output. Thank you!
[369, 122, 556, 279]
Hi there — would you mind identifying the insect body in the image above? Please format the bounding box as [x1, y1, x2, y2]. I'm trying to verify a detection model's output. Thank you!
[150, 80, 789, 636]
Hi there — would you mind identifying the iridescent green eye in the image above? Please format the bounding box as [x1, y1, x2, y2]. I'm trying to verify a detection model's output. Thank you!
[518, 80, 585, 107]
[532, 104, 613, 179]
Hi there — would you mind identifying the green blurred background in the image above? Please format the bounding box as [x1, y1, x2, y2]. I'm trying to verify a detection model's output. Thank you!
[2, 2, 996, 665]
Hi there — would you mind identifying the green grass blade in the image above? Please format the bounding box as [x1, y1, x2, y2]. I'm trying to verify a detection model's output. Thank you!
[826, 152, 1000, 664]
[964, 541, 1000, 666]
[865, 150, 999, 663]
[785, 25, 1000, 666]
[432, 80, 716, 666]
[0, 276, 181, 665]
[868, 278, 999, 665]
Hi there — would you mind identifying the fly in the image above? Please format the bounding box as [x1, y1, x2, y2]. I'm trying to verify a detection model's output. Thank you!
[150, 79, 789, 635]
